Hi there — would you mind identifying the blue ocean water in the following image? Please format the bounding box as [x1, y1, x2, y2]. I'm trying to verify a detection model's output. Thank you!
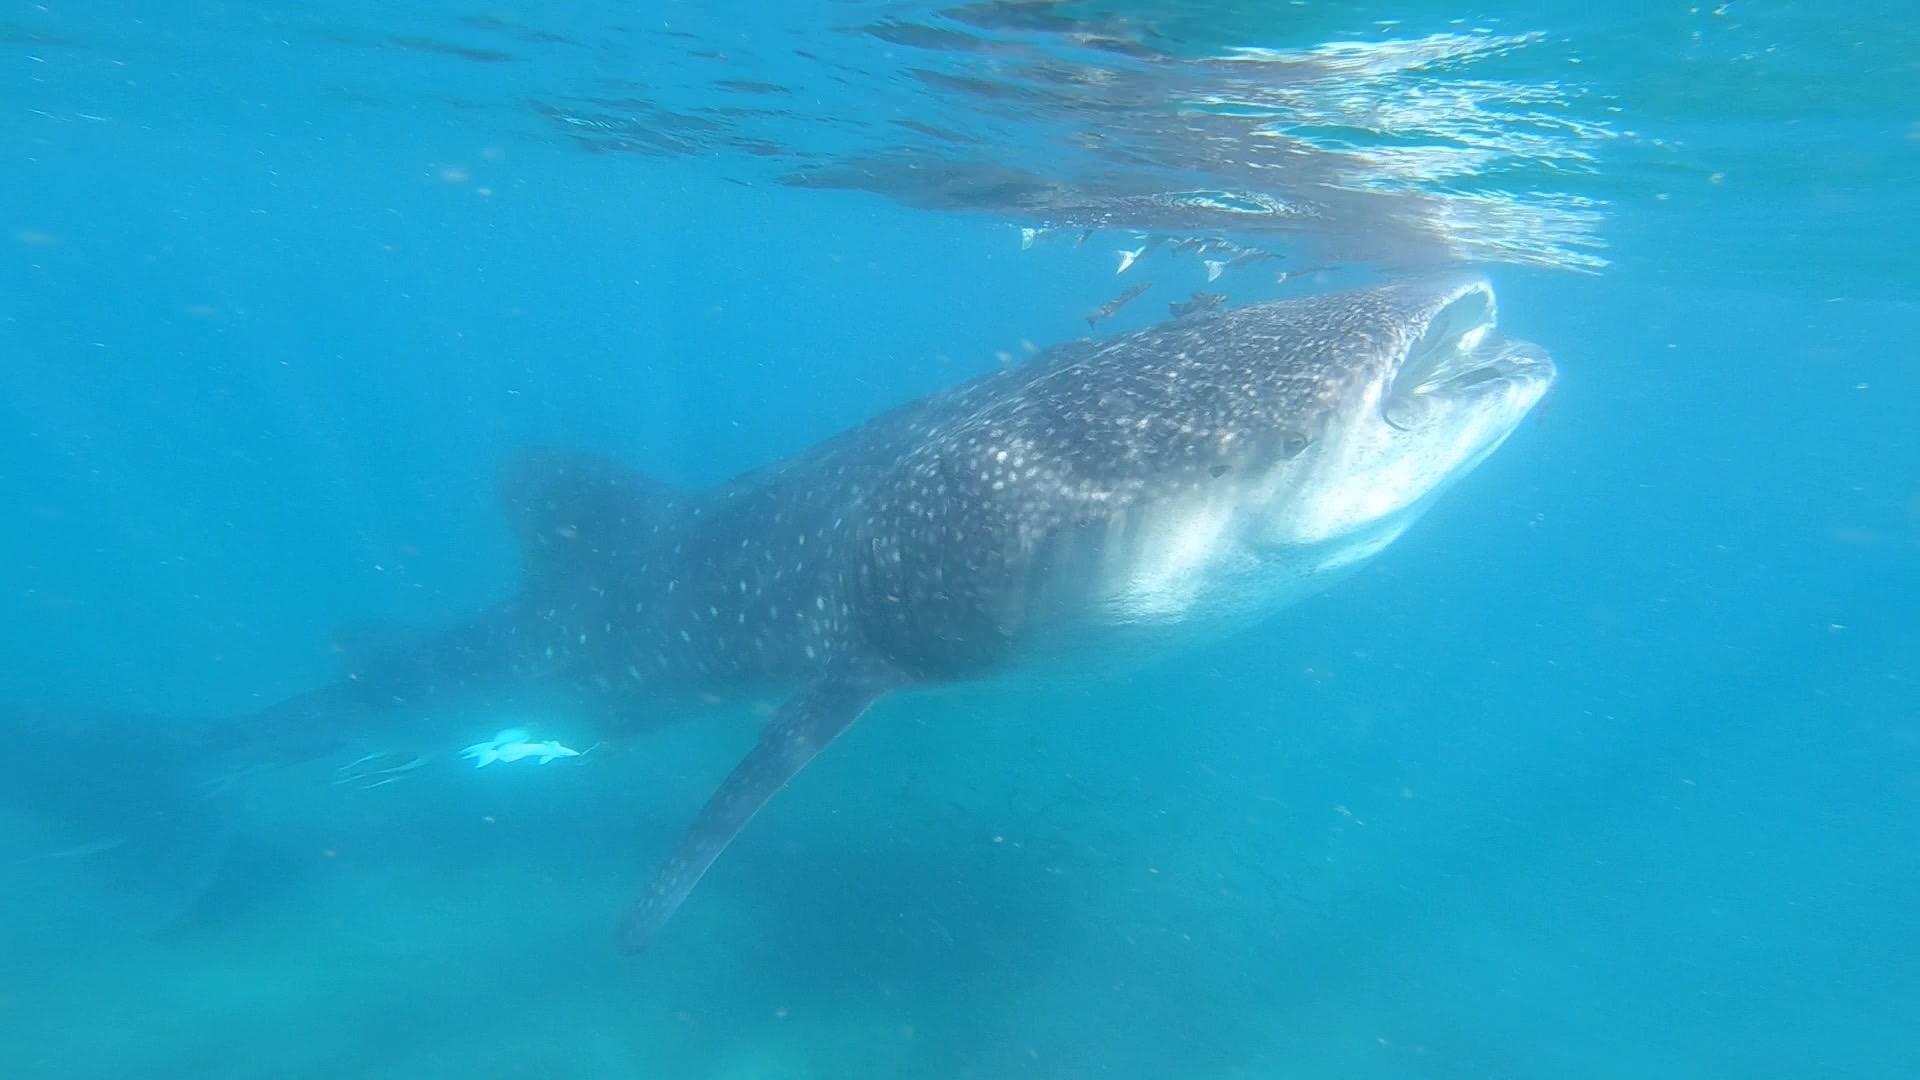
[1, 1, 1913, 1077]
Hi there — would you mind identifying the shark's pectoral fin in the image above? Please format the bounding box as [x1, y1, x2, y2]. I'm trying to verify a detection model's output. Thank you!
[616, 666, 895, 951]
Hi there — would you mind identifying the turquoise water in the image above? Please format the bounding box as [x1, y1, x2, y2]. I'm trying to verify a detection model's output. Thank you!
[1, 2, 1914, 1077]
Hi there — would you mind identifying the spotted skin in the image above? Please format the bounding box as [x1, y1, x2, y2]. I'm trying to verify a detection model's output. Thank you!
[497, 279, 1510, 697]
[536, 274, 1550, 949]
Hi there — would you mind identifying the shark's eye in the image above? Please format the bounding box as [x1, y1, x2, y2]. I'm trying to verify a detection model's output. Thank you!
[1280, 433, 1310, 458]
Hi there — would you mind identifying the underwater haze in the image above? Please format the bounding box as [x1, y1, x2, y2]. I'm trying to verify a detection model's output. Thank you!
[2, 1, 1915, 1078]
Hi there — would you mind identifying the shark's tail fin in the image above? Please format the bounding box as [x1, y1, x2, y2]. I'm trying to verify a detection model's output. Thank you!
[0, 705, 245, 939]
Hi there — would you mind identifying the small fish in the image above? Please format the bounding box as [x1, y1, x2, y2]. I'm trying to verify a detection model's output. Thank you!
[1074, 229, 1094, 249]
[1115, 245, 1148, 274]
[1169, 291, 1227, 317]
[1088, 282, 1151, 328]
[1226, 248, 1274, 271]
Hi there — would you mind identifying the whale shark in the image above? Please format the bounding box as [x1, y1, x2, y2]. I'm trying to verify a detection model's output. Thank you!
[3, 274, 1555, 949]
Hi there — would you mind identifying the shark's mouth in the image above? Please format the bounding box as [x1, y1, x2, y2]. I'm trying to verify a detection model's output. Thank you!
[1383, 281, 1552, 431]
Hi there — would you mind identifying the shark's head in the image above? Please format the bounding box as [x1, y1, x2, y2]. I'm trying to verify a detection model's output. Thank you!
[1088, 274, 1555, 635]
[1245, 274, 1555, 556]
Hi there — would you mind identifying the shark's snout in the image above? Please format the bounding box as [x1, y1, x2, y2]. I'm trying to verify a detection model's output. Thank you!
[1378, 278, 1556, 433]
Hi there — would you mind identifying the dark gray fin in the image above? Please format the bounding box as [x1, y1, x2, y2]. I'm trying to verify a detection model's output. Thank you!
[616, 667, 896, 950]
[0, 707, 238, 936]
[331, 449, 681, 697]
[497, 446, 683, 594]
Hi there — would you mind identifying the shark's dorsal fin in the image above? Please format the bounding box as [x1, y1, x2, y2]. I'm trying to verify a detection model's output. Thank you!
[616, 663, 898, 950]
[497, 447, 682, 592]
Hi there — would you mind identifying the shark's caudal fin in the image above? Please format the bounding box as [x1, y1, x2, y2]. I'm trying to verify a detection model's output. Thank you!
[616, 666, 897, 950]
[0, 706, 241, 935]
[3, 451, 688, 939]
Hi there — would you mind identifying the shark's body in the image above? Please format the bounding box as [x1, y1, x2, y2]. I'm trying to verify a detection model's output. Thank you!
[6, 275, 1555, 949]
